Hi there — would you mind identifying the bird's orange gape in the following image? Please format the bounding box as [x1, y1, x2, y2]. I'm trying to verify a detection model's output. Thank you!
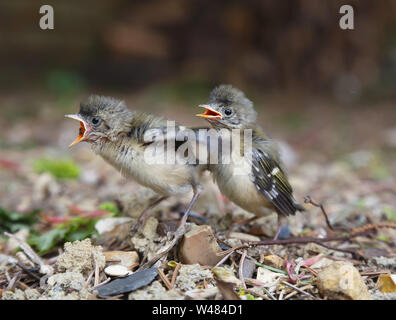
[196, 105, 222, 119]
[65, 114, 89, 147]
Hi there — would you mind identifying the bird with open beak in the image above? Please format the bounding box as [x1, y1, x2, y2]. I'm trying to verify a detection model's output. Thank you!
[65, 95, 206, 233]
[197, 85, 305, 239]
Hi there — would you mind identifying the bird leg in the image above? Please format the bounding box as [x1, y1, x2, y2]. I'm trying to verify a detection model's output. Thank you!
[273, 215, 291, 240]
[178, 185, 203, 228]
[130, 196, 168, 235]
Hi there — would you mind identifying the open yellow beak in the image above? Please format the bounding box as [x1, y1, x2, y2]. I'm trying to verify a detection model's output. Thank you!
[65, 114, 87, 147]
[196, 105, 222, 119]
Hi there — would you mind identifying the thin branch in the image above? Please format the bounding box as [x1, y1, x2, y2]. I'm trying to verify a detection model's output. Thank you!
[4, 232, 53, 275]
[281, 281, 318, 300]
[140, 223, 191, 270]
[158, 268, 172, 290]
[214, 250, 234, 268]
[304, 195, 347, 232]
[90, 277, 111, 291]
[84, 271, 95, 289]
[170, 263, 181, 289]
[244, 288, 271, 300]
[238, 250, 247, 290]
[16, 263, 41, 281]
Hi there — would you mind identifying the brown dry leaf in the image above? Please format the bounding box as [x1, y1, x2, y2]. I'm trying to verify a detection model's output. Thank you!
[216, 280, 241, 300]
[376, 274, 396, 293]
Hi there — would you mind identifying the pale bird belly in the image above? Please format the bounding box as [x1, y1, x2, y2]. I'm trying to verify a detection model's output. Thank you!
[93, 141, 193, 196]
[214, 159, 274, 217]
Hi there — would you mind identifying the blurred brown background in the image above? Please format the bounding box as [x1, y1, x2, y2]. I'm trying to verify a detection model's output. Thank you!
[2, 1, 396, 94]
[0, 0, 395, 163]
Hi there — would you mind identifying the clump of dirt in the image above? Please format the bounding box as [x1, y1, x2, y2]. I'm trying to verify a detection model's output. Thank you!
[175, 264, 213, 291]
[56, 238, 105, 276]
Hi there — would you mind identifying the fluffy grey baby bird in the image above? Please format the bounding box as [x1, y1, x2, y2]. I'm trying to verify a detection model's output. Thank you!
[197, 85, 305, 239]
[66, 95, 206, 231]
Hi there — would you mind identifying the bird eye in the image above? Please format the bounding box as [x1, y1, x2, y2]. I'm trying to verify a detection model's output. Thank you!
[91, 117, 101, 125]
[224, 108, 233, 116]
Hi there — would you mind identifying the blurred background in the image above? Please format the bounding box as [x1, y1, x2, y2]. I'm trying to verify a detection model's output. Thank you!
[0, 1, 395, 228]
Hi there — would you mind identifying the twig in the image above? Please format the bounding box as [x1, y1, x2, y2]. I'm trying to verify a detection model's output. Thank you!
[304, 195, 347, 232]
[6, 272, 21, 290]
[238, 250, 247, 290]
[140, 223, 191, 269]
[284, 284, 313, 300]
[94, 258, 100, 287]
[244, 288, 271, 300]
[90, 277, 111, 291]
[170, 263, 181, 289]
[17, 281, 30, 290]
[4, 232, 53, 275]
[360, 271, 390, 276]
[128, 262, 139, 270]
[84, 271, 95, 289]
[303, 196, 396, 237]
[214, 250, 234, 268]
[281, 281, 317, 300]
[302, 266, 318, 277]
[16, 263, 41, 281]
[262, 287, 276, 300]
[158, 268, 172, 290]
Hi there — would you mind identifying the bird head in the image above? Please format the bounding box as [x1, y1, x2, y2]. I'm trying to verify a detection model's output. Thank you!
[65, 95, 131, 147]
[196, 84, 257, 129]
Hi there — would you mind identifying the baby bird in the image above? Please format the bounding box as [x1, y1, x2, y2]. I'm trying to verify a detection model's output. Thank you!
[65, 95, 205, 232]
[197, 85, 305, 239]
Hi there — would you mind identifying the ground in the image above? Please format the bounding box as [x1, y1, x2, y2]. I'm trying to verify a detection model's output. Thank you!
[0, 91, 395, 300]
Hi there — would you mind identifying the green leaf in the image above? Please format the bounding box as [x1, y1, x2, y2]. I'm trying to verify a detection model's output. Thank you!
[28, 215, 99, 254]
[29, 228, 67, 253]
[0, 207, 39, 233]
[98, 202, 120, 215]
[33, 158, 80, 180]
[246, 294, 258, 300]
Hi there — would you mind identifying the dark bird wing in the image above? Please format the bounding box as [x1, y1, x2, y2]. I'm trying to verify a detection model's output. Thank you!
[251, 147, 304, 216]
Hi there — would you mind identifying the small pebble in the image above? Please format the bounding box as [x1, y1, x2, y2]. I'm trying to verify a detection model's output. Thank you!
[104, 265, 130, 277]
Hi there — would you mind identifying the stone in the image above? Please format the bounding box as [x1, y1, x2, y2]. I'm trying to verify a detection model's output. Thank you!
[142, 217, 159, 240]
[178, 225, 225, 266]
[263, 255, 284, 269]
[95, 217, 133, 235]
[242, 258, 256, 279]
[376, 274, 396, 293]
[316, 262, 372, 300]
[104, 265, 130, 277]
